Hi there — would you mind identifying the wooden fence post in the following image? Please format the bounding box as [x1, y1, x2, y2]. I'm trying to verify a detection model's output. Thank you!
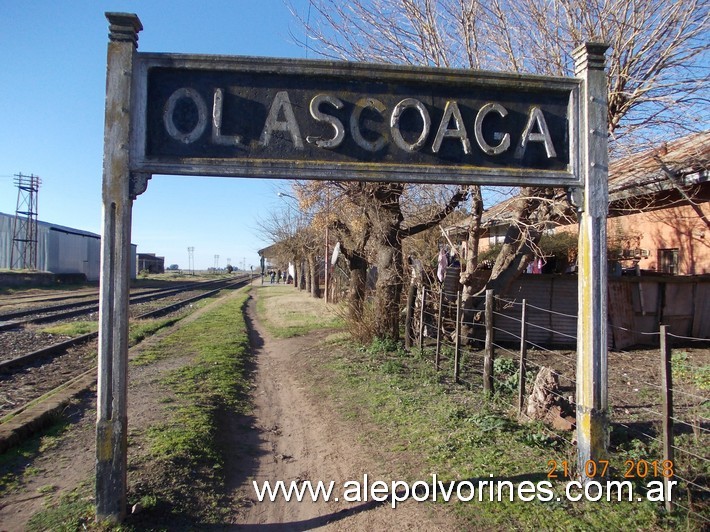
[454, 290, 461, 383]
[418, 287, 426, 352]
[660, 325, 675, 513]
[405, 282, 416, 350]
[484, 289, 495, 395]
[518, 299, 528, 415]
[435, 288, 443, 371]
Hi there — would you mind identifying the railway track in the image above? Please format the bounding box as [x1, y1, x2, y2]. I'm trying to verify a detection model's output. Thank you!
[0, 286, 99, 310]
[0, 276, 251, 448]
[0, 277, 233, 330]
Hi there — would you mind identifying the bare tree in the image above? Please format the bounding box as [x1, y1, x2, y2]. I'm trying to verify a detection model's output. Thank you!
[293, 180, 371, 315]
[292, 0, 708, 149]
[255, 201, 322, 297]
[294, 178, 466, 339]
[290, 0, 709, 329]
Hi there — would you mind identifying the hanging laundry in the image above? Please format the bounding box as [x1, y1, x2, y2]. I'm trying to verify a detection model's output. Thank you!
[437, 247, 449, 282]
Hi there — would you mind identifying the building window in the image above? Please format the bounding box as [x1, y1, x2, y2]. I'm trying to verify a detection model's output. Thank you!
[658, 248, 679, 274]
[488, 225, 507, 245]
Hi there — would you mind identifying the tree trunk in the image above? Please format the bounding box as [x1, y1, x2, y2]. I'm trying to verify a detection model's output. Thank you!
[460, 185, 484, 297]
[347, 253, 368, 322]
[485, 187, 554, 295]
[304, 260, 312, 293]
[307, 253, 321, 298]
[460, 185, 485, 341]
[373, 227, 403, 340]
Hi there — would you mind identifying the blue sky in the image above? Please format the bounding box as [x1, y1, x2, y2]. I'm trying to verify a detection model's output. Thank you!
[0, 1, 311, 271]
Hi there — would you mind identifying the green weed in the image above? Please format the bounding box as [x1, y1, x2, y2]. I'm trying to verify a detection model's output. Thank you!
[41, 321, 98, 337]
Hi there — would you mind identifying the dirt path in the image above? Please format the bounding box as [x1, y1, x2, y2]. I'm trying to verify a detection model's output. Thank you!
[230, 294, 453, 530]
[0, 288, 456, 530]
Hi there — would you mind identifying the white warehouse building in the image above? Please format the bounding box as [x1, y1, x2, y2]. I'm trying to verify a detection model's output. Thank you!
[0, 211, 137, 281]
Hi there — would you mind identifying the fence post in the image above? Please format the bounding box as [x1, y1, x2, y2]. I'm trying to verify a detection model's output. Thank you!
[435, 288, 443, 371]
[660, 324, 675, 513]
[484, 289, 495, 395]
[404, 282, 416, 350]
[518, 299, 528, 415]
[418, 287, 426, 351]
[454, 290, 461, 383]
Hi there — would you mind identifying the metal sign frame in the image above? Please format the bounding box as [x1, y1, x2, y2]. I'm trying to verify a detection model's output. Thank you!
[97, 12, 608, 523]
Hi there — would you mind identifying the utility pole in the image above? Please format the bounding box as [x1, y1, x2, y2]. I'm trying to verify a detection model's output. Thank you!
[214, 254, 220, 270]
[10, 173, 41, 270]
[187, 246, 194, 275]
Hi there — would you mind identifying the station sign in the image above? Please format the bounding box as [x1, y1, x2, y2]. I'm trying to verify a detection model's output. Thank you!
[131, 54, 581, 187]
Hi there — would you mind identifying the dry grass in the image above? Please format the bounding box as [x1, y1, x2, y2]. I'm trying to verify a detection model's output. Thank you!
[255, 285, 343, 338]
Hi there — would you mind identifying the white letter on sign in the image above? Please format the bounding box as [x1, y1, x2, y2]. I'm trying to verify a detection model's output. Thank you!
[516, 106, 557, 159]
[432, 101, 471, 155]
[260, 91, 304, 149]
[350, 98, 387, 152]
[309, 94, 345, 149]
[164, 88, 208, 144]
[390, 98, 430, 152]
[212, 88, 245, 148]
[474, 103, 510, 155]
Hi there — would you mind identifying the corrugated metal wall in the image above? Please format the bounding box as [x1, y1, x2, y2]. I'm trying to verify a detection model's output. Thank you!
[0, 212, 52, 271]
[0, 212, 137, 281]
[472, 274, 709, 349]
[0, 214, 13, 269]
[494, 275, 578, 347]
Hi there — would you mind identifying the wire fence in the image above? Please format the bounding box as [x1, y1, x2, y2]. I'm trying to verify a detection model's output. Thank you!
[405, 282, 709, 525]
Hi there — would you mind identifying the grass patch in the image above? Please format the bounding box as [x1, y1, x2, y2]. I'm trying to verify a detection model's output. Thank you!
[124, 287, 254, 527]
[292, 332, 687, 530]
[255, 285, 343, 338]
[128, 316, 182, 347]
[25, 487, 96, 532]
[0, 416, 72, 494]
[41, 321, 98, 337]
[38, 311, 198, 347]
[672, 350, 710, 391]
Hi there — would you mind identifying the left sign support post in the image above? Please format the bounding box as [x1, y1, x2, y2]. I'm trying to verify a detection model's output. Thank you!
[96, 12, 142, 523]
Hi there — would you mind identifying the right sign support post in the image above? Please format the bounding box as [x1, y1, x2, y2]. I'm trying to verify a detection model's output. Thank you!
[573, 42, 610, 479]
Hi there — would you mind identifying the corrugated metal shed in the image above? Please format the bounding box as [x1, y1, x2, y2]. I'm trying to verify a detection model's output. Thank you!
[0, 211, 136, 281]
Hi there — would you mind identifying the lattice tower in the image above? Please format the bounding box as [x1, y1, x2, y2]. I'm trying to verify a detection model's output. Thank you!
[10, 173, 41, 270]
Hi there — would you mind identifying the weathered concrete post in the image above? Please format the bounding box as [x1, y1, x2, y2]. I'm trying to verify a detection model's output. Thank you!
[573, 42, 610, 479]
[96, 12, 142, 523]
